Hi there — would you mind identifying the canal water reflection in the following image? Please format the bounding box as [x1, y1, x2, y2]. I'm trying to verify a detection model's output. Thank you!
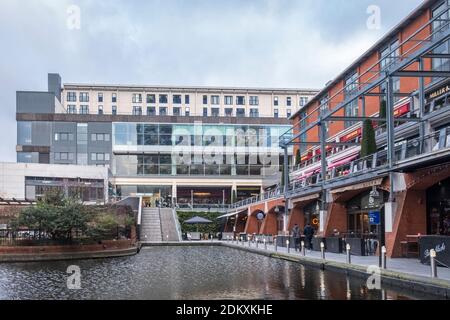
[0, 246, 439, 300]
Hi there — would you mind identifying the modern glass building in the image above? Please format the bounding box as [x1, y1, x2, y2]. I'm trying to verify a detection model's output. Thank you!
[16, 74, 318, 208]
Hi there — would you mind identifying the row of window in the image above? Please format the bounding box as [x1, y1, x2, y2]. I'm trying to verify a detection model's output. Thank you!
[54, 132, 110, 142]
[91, 153, 110, 161]
[54, 152, 110, 162]
[67, 105, 291, 118]
[66, 91, 309, 107]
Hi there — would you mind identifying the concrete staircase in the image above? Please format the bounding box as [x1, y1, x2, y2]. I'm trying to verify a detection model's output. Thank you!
[140, 208, 163, 242]
[160, 208, 181, 242]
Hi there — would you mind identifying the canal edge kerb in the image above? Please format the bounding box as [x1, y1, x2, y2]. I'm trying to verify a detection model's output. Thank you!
[219, 242, 450, 299]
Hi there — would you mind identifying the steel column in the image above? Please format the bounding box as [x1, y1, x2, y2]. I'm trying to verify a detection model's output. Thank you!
[419, 58, 425, 154]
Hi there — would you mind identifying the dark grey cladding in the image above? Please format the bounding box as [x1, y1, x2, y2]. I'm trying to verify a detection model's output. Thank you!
[16, 91, 55, 114]
[48, 73, 62, 102]
[16, 113, 291, 125]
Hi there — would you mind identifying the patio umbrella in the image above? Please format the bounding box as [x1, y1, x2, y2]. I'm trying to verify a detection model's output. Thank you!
[184, 216, 213, 232]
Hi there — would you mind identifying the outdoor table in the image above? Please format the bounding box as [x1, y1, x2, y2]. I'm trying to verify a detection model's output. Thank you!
[419, 235, 450, 267]
[404, 235, 420, 258]
[325, 237, 343, 253]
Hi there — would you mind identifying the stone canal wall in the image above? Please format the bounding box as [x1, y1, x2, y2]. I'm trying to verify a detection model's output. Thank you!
[0, 239, 138, 262]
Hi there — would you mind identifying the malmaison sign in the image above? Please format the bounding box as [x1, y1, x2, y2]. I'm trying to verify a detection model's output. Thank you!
[426, 82, 450, 101]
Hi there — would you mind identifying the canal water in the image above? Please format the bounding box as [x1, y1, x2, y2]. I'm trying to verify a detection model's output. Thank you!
[0, 246, 440, 300]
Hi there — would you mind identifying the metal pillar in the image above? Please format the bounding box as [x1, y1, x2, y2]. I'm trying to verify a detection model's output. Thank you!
[319, 120, 328, 226]
[386, 76, 396, 189]
[418, 58, 426, 153]
[382, 76, 395, 267]
[283, 145, 289, 234]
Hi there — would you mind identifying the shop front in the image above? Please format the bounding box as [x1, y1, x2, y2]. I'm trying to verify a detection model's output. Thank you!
[344, 188, 388, 256]
[419, 177, 450, 266]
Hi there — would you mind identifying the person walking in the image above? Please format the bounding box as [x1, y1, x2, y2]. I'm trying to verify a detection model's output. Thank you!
[303, 223, 315, 250]
[292, 224, 301, 251]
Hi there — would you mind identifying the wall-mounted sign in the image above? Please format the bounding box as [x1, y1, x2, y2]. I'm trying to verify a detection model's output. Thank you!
[393, 102, 410, 117]
[369, 211, 380, 225]
[340, 128, 362, 143]
[426, 81, 450, 101]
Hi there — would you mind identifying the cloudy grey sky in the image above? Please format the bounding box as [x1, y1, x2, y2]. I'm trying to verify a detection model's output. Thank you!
[0, 0, 423, 162]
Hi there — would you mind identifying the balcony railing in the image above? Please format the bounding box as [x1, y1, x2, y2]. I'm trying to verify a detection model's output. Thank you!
[227, 126, 450, 211]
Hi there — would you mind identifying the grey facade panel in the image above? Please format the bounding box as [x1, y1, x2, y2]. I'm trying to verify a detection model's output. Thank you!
[16, 92, 55, 114]
[87, 122, 112, 166]
[48, 73, 62, 102]
[51, 122, 77, 165]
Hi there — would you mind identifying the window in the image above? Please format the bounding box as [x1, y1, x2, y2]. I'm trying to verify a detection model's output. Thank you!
[185, 107, 190, 116]
[91, 153, 110, 161]
[112, 93, 117, 103]
[54, 133, 74, 141]
[249, 96, 259, 106]
[203, 95, 208, 104]
[274, 96, 279, 106]
[299, 97, 309, 107]
[80, 105, 89, 114]
[91, 133, 109, 141]
[67, 92, 77, 102]
[98, 105, 103, 115]
[344, 101, 358, 128]
[159, 107, 167, 116]
[112, 106, 117, 115]
[344, 72, 359, 128]
[249, 108, 259, 117]
[173, 107, 181, 116]
[432, 3, 450, 76]
[147, 94, 156, 104]
[132, 93, 142, 103]
[211, 95, 220, 105]
[203, 107, 208, 117]
[185, 95, 190, 104]
[320, 95, 329, 134]
[133, 106, 142, 115]
[225, 96, 233, 105]
[98, 93, 103, 103]
[345, 72, 359, 95]
[79, 92, 89, 102]
[147, 106, 156, 116]
[287, 109, 292, 118]
[55, 152, 74, 161]
[173, 95, 182, 104]
[287, 97, 292, 106]
[67, 105, 77, 114]
[236, 96, 245, 105]
[211, 108, 220, 117]
[274, 109, 279, 118]
[380, 39, 401, 102]
[236, 108, 245, 117]
[159, 94, 168, 104]
[225, 108, 233, 116]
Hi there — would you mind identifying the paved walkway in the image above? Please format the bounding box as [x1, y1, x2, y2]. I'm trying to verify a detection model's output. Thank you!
[217, 240, 450, 282]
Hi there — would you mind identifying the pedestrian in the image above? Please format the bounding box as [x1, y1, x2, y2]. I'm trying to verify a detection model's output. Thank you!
[303, 223, 315, 250]
[292, 224, 301, 251]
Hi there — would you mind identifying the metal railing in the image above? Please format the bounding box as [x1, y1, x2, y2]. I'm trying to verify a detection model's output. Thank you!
[229, 126, 450, 211]
[281, 4, 450, 146]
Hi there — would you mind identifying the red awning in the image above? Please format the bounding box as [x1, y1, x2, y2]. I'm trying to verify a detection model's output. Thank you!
[328, 154, 359, 169]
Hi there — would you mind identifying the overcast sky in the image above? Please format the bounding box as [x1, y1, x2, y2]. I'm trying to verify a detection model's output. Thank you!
[0, 0, 423, 162]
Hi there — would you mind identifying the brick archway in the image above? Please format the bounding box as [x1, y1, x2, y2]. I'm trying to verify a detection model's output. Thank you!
[245, 209, 264, 234]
